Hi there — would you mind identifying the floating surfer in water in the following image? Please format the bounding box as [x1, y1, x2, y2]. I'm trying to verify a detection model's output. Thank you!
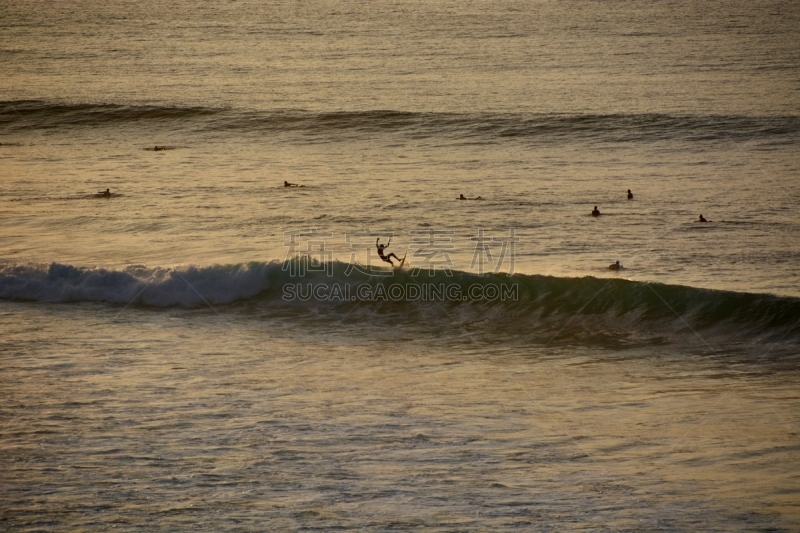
[376, 237, 402, 266]
[592, 206, 601, 216]
[284, 181, 304, 187]
[627, 189, 633, 199]
[698, 214, 710, 222]
[609, 260, 623, 270]
[96, 188, 111, 197]
[153, 146, 167, 151]
[459, 194, 482, 200]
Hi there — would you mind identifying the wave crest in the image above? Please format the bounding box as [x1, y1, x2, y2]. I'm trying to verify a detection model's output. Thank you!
[2, 262, 799, 345]
[0, 262, 272, 307]
[1, 100, 797, 143]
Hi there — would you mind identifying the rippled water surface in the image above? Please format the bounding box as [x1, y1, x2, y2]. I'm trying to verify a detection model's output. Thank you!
[3, 302, 799, 531]
[1, 0, 799, 530]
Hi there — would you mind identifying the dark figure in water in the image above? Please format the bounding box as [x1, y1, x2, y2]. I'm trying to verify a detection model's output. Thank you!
[284, 181, 298, 187]
[592, 206, 601, 217]
[609, 260, 622, 270]
[97, 188, 110, 197]
[459, 194, 482, 200]
[154, 146, 166, 151]
[698, 214, 708, 222]
[376, 238, 401, 266]
[627, 189, 633, 199]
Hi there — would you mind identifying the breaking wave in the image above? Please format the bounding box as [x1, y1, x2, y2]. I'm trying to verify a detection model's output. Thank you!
[2, 261, 798, 349]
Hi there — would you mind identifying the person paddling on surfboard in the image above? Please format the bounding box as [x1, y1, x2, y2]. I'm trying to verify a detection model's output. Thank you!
[376, 237, 402, 266]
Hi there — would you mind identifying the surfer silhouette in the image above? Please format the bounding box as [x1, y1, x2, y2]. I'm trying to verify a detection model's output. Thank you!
[97, 188, 110, 197]
[609, 260, 622, 270]
[459, 194, 482, 200]
[627, 189, 633, 199]
[698, 214, 708, 222]
[284, 181, 304, 187]
[376, 238, 401, 266]
[592, 206, 601, 217]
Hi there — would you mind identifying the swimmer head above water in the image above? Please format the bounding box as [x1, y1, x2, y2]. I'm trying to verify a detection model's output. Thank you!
[591, 206, 600, 217]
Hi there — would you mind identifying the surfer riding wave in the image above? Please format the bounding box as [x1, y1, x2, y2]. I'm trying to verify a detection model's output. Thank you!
[376, 237, 402, 266]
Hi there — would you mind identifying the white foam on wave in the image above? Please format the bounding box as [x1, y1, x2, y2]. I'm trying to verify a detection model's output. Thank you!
[2, 261, 799, 348]
[0, 262, 277, 307]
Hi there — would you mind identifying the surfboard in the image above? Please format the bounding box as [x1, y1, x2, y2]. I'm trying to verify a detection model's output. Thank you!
[398, 253, 407, 269]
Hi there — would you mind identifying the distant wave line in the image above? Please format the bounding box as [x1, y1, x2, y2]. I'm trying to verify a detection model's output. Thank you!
[1, 100, 797, 143]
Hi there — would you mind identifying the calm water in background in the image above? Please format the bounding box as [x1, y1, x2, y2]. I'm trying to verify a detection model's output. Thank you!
[1, 1, 799, 531]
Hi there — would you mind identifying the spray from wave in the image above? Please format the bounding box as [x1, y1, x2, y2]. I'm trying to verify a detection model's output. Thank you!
[0, 262, 272, 307]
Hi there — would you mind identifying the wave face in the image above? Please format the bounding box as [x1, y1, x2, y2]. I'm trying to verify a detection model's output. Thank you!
[2, 261, 799, 348]
[0, 100, 218, 128]
[1, 100, 797, 143]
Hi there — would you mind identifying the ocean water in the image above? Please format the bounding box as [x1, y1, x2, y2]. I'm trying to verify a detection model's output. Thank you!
[1, 1, 799, 531]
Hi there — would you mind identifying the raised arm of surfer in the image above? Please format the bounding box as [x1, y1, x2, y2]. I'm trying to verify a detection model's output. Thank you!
[376, 237, 401, 266]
